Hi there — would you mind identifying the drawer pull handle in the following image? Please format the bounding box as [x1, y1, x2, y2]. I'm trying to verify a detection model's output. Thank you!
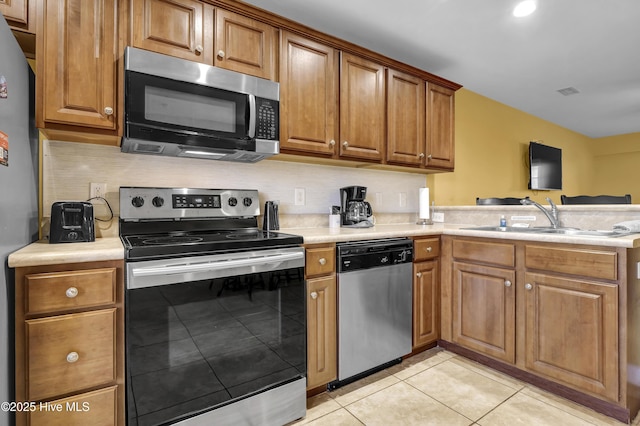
[419, 153, 425, 159]
[217, 49, 225, 58]
[504, 280, 512, 287]
[525, 283, 533, 290]
[416, 272, 422, 278]
[195, 45, 204, 54]
[310, 291, 318, 300]
[425, 247, 433, 252]
[66, 352, 79, 363]
[65, 287, 79, 298]
[103, 106, 113, 116]
[329, 140, 336, 147]
[342, 141, 349, 148]
[318, 258, 327, 265]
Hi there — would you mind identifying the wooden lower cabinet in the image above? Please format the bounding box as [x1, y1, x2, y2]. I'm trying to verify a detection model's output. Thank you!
[15, 260, 124, 426]
[441, 236, 636, 421]
[524, 272, 619, 401]
[306, 274, 337, 389]
[413, 260, 439, 348]
[451, 261, 515, 363]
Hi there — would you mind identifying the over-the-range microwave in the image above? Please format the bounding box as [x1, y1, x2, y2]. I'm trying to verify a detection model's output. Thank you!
[122, 46, 279, 163]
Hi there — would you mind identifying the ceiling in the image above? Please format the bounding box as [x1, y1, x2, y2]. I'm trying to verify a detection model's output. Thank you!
[242, 0, 640, 138]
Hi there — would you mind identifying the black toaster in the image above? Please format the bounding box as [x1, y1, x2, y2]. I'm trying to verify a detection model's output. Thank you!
[50, 201, 95, 243]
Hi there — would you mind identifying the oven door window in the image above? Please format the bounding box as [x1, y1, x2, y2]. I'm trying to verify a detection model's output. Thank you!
[126, 71, 249, 139]
[126, 268, 305, 425]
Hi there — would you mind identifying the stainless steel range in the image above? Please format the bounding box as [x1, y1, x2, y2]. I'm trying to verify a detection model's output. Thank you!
[120, 187, 306, 426]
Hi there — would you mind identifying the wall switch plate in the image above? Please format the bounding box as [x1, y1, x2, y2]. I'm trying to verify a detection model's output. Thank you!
[294, 187, 305, 206]
[90, 182, 107, 199]
[432, 212, 444, 222]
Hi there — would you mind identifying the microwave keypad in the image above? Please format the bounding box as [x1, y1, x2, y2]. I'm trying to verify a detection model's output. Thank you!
[256, 98, 279, 140]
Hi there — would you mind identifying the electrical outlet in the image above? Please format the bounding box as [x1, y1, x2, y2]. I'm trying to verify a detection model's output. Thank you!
[399, 192, 407, 207]
[432, 212, 445, 223]
[294, 187, 305, 206]
[90, 182, 107, 199]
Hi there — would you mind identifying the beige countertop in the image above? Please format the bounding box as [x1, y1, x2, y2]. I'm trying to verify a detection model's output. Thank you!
[8, 224, 640, 268]
[282, 223, 640, 248]
[8, 237, 124, 268]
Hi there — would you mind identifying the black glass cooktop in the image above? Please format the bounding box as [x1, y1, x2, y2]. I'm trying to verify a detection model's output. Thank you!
[122, 229, 303, 260]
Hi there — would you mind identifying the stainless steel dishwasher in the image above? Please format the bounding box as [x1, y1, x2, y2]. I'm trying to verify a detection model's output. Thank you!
[330, 238, 413, 388]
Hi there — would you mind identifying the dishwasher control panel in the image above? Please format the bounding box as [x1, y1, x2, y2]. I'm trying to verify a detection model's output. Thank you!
[337, 238, 413, 272]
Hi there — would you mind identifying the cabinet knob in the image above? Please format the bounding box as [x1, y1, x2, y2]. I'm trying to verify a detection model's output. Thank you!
[310, 291, 318, 300]
[103, 106, 113, 116]
[342, 141, 349, 148]
[318, 258, 326, 265]
[427, 154, 433, 160]
[66, 352, 79, 363]
[217, 49, 225, 58]
[419, 153, 425, 159]
[504, 280, 512, 287]
[416, 272, 422, 278]
[425, 246, 433, 252]
[329, 140, 336, 147]
[65, 287, 79, 298]
[525, 283, 533, 290]
[195, 45, 204, 54]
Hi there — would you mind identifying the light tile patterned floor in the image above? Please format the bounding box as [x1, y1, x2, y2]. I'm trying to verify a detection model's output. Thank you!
[292, 347, 640, 426]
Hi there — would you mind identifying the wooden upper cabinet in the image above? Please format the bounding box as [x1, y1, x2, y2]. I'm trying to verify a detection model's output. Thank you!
[339, 52, 385, 162]
[426, 83, 455, 170]
[38, 0, 118, 131]
[1, 0, 35, 32]
[131, 0, 214, 63]
[386, 69, 425, 166]
[279, 31, 339, 156]
[214, 9, 277, 80]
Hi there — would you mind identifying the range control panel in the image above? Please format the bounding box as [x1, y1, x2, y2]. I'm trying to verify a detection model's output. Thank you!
[120, 187, 260, 220]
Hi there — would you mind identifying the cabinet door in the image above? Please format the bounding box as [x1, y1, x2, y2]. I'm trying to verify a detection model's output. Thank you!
[279, 31, 339, 156]
[131, 0, 214, 63]
[339, 52, 385, 162]
[38, 0, 118, 130]
[413, 260, 439, 348]
[452, 261, 515, 363]
[425, 83, 455, 170]
[307, 275, 337, 389]
[0, 0, 32, 31]
[524, 272, 619, 401]
[215, 9, 276, 80]
[387, 69, 425, 166]
[29, 386, 117, 426]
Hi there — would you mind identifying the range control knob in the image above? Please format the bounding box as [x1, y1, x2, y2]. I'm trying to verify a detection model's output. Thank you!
[152, 196, 165, 207]
[228, 197, 238, 207]
[131, 196, 144, 208]
[243, 197, 253, 207]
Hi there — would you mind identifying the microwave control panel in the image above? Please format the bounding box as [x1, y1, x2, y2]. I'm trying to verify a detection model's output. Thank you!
[255, 97, 279, 141]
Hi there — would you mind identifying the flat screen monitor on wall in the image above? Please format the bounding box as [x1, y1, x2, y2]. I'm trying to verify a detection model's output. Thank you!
[529, 142, 562, 191]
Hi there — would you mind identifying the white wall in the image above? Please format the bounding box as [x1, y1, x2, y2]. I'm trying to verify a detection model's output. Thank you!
[43, 140, 428, 219]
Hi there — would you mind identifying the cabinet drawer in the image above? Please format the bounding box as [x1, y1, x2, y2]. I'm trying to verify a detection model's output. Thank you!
[25, 268, 116, 315]
[26, 309, 116, 401]
[525, 245, 618, 281]
[414, 237, 440, 261]
[29, 385, 117, 426]
[305, 244, 336, 277]
[452, 239, 515, 268]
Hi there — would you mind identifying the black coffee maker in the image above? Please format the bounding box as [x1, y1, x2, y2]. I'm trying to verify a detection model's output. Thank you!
[339, 186, 373, 228]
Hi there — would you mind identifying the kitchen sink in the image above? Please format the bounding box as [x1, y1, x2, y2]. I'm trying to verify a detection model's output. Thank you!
[461, 226, 632, 238]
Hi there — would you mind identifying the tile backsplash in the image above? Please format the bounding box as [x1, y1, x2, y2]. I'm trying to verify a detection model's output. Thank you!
[43, 140, 427, 219]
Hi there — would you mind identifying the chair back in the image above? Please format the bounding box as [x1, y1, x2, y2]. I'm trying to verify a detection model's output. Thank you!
[560, 194, 632, 205]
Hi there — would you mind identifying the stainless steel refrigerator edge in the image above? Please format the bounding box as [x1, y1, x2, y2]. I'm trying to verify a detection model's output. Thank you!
[0, 14, 39, 426]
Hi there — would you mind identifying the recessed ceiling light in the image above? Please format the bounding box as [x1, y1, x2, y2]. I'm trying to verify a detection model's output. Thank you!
[513, 0, 537, 17]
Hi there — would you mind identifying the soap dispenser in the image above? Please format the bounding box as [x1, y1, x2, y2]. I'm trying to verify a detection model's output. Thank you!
[500, 215, 507, 228]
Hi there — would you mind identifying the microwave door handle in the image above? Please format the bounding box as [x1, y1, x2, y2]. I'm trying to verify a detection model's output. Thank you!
[248, 94, 256, 138]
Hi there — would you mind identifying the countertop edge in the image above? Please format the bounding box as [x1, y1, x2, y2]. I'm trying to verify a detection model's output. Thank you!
[8, 237, 124, 268]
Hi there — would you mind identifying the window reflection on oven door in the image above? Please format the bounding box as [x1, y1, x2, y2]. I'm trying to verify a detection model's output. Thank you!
[125, 247, 306, 425]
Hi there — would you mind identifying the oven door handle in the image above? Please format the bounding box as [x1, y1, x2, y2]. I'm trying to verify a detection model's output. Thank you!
[131, 251, 303, 277]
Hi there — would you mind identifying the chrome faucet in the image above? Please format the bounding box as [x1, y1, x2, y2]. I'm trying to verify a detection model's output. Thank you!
[521, 197, 560, 228]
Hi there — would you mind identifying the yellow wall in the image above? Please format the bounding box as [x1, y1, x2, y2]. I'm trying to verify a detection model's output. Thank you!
[588, 132, 640, 202]
[431, 89, 597, 206]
